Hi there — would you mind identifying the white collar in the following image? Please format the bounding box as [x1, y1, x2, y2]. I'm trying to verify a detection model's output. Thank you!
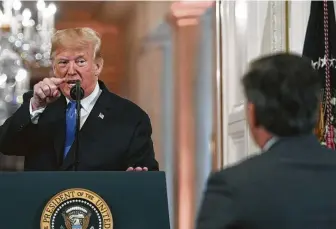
[65, 82, 100, 112]
[262, 136, 278, 152]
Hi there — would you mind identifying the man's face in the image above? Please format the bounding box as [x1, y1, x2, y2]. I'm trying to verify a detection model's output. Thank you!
[52, 45, 102, 99]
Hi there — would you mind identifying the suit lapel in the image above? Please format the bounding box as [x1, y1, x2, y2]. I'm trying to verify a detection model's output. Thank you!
[60, 86, 113, 170]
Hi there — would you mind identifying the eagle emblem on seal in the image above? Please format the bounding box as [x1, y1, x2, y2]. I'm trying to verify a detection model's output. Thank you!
[62, 206, 92, 229]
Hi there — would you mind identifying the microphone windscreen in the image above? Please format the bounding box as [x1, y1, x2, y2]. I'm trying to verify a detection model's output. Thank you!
[70, 82, 84, 100]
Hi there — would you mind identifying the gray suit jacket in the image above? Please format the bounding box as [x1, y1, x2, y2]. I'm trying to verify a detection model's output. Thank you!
[196, 134, 336, 229]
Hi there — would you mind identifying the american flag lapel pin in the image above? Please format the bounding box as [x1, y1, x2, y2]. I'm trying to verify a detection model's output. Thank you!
[98, 113, 104, 119]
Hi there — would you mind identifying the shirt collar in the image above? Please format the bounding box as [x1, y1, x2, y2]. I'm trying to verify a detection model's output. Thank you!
[65, 82, 100, 112]
[262, 136, 278, 152]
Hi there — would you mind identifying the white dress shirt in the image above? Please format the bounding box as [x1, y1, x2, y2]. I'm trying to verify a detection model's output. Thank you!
[29, 82, 102, 129]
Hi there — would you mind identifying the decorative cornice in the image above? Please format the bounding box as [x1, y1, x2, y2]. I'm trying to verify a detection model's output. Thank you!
[169, 1, 214, 26]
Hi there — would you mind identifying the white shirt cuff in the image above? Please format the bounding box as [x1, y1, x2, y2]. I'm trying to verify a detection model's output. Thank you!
[29, 99, 45, 124]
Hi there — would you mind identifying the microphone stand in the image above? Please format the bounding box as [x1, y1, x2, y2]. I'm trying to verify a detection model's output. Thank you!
[74, 81, 81, 171]
[71, 80, 83, 171]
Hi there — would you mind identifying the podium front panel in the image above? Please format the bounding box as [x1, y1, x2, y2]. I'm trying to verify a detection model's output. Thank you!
[0, 171, 170, 229]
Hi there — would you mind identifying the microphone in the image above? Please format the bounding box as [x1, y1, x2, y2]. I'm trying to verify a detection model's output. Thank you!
[70, 80, 84, 171]
[70, 81, 84, 100]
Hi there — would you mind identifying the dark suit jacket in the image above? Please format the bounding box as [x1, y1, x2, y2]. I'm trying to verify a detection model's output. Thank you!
[196, 134, 336, 229]
[0, 81, 159, 171]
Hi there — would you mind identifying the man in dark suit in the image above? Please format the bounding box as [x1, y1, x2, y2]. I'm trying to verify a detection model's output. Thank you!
[196, 53, 336, 229]
[0, 27, 159, 171]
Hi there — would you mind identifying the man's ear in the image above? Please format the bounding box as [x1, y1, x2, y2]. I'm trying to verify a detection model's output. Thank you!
[247, 102, 257, 127]
[94, 57, 104, 77]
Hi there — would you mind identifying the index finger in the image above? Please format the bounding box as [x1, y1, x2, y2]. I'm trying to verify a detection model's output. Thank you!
[49, 77, 66, 85]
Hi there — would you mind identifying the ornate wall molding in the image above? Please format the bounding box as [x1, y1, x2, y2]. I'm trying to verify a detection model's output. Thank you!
[257, 1, 287, 55]
[270, 1, 286, 52]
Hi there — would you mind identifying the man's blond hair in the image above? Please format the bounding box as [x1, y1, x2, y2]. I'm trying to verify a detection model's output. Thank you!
[51, 27, 102, 59]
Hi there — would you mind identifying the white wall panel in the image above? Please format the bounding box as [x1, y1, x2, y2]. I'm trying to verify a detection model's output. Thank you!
[219, 0, 287, 167]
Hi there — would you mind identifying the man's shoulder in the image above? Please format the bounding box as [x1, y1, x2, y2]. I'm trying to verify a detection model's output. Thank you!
[106, 91, 149, 119]
[211, 152, 273, 185]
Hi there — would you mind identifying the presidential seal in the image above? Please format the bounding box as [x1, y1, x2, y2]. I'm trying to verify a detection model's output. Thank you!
[40, 188, 113, 229]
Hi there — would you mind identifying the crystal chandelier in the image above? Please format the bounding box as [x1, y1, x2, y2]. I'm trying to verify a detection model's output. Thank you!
[0, 0, 57, 123]
[0, 0, 57, 67]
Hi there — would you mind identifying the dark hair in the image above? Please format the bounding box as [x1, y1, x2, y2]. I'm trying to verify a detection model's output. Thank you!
[242, 52, 321, 136]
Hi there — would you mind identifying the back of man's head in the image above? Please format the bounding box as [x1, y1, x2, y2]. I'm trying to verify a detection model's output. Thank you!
[242, 53, 321, 138]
